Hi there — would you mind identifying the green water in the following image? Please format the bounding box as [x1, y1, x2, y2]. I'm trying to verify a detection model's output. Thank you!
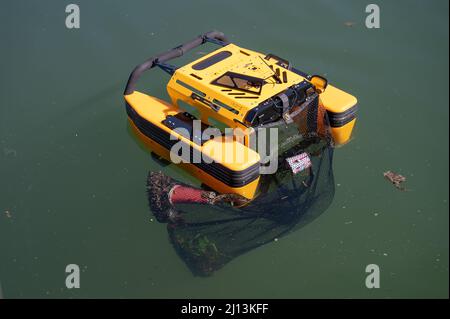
[0, 0, 448, 298]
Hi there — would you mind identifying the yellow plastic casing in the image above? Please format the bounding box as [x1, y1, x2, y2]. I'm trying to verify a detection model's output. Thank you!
[166, 43, 307, 136]
[319, 85, 358, 145]
[167, 42, 357, 146]
[125, 91, 261, 199]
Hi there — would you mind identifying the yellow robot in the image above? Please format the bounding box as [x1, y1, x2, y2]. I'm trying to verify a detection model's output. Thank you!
[124, 31, 357, 200]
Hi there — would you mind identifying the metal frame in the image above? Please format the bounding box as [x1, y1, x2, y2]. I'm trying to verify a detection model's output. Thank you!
[124, 31, 229, 95]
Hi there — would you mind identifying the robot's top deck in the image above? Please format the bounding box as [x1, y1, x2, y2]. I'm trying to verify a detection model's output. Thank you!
[124, 31, 357, 145]
[168, 43, 310, 127]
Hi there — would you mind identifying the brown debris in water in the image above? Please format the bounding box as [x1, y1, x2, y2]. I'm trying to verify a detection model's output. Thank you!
[383, 170, 407, 191]
[209, 193, 249, 207]
[147, 171, 178, 223]
[147, 171, 250, 223]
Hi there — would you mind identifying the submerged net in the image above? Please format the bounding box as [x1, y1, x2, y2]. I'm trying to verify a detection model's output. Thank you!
[146, 94, 335, 276]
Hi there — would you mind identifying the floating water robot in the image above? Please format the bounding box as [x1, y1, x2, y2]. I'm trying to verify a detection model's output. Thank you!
[124, 31, 357, 275]
[124, 31, 357, 201]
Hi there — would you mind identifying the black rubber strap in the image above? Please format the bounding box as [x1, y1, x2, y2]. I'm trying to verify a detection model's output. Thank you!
[124, 31, 229, 95]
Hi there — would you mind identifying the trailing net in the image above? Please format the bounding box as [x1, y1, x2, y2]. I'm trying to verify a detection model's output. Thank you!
[147, 94, 335, 276]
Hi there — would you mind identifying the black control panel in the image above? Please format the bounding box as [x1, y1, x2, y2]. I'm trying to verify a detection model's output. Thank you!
[244, 80, 315, 126]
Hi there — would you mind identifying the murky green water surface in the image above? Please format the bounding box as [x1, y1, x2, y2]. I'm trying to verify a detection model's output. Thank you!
[0, 0, 448, 298]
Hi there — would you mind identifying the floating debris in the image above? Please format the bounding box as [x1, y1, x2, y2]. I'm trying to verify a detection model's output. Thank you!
[286, 152, 312, 174]
[4, 210, 11, 218]
[344, 21, 356, 27]
[383, 170, 407, 191]
[147, 171, 249, 223]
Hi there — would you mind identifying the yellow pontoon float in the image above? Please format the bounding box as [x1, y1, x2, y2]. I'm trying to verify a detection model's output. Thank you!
[124, 31, 357, 200]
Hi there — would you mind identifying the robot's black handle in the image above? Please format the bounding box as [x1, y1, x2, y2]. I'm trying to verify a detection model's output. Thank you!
[124, 31, 229, 95]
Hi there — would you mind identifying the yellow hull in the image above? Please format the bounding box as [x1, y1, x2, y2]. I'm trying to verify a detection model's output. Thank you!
[125, 92, 261, 200]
